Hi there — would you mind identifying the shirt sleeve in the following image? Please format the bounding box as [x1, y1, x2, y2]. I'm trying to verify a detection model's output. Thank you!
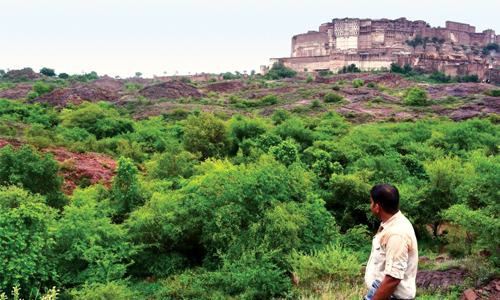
[383, 234, 408, 280]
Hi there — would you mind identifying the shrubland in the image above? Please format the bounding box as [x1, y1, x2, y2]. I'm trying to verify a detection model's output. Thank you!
[0, 70, 500, 299]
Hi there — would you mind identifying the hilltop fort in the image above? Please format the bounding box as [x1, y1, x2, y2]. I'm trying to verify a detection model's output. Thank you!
[266, 18, 500, 80]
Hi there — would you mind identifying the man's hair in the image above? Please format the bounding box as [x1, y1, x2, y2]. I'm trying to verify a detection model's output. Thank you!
[370, 184, 399, 214]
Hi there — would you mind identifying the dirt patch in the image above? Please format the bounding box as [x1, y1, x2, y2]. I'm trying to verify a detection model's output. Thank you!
[0, 83, 33, 99]
[44, 148, 117, 195]
[363, 73, 416, 88]
[0, 139, 117, 195]
[123, 77, 154, 85]
[204, 81, 246, 93]
[3, 69, 43, 81]
[424, 83, 496, 99]
[138, 81, 202, 100]
[249, 85, 297, 99]
[416, 268, 468, 291]
[89, 75, 126, 93]
[131, 102, 250, 120]
[314, 73, 413, 88]
[314, 73, 365, 84]
[341, 88, 400, 103]
[34, 84, 120, 107]
[433, 97, 500, 121]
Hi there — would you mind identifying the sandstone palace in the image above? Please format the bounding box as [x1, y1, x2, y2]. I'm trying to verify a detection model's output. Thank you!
[266, 18, 500, 80]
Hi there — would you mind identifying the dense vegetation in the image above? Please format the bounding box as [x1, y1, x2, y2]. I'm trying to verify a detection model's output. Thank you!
[0, 69, 500, 299]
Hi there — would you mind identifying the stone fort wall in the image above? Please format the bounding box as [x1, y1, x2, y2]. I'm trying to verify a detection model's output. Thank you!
[275, 17, 500, 80]
[291, 18, 499, 57]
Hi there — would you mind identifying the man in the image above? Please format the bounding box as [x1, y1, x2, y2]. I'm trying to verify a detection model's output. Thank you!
[364, 184, 418, 300]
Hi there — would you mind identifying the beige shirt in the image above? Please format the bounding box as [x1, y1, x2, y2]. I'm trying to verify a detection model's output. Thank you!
[365, 211, 418, 299]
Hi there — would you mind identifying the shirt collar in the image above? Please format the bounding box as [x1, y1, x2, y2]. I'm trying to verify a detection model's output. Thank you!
[380, 210, 401, 230]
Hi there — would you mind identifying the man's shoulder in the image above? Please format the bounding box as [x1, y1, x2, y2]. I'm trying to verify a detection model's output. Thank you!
[385, 212, 417, 239]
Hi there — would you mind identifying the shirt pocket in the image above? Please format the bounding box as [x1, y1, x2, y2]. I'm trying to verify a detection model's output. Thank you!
[372, 237, 385, 265]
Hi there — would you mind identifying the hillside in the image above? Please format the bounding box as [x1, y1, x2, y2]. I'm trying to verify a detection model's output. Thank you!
[0, 69, 500, 299]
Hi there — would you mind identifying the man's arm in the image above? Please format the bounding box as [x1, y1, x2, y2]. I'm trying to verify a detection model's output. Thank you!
[372, 275, 401, 300]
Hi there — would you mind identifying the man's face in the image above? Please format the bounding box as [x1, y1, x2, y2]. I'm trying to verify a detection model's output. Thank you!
[370, 197, 380, 218]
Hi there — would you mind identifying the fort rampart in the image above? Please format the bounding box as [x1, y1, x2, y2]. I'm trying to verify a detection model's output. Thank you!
[269, 18, 500, 80]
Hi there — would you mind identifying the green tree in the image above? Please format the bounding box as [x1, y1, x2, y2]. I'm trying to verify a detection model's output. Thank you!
[403, 87, 429, 106]
[135, 72, 142, 77]
[183, 113, 231, 159]
[39, 67, 56, 77]
[338, 64, 361, 74]
[33, 81, 54, 96]
[271, 109, 291, 125]
[0, 186, 57, 296]
[58, 72, 69, 79]
[110, 157, 143, 218]
[54, 186, 137, 286]
[89, 117, 135, 139]
[60, 103, 120, 130]
[264, 62, 297, 80]
[269, 139, 299, 166]
[0, 145, 65, 209]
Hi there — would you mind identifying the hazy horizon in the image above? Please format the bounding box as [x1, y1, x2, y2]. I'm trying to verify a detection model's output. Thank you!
[1, 0, 499, 78]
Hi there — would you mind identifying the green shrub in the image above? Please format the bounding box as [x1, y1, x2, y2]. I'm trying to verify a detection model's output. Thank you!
[0, 186, 57, 297]
[367, 82, 377, 88]
[332, 85, 341, 91]
[459, 74, 479, 83]
[264, 62, 297, 79]
[33, 82, 54, 95]
[324, 92, 343, 103]
[352, 79, 364, 88]
[54, 188, 138, 286]
[0, 145, 66, 209]
[310, 99, 321, 108]
[306, 74, 313, 83]
[444, 205, 500, 266]
[288, 243, 361, 285]
[167, 107, 189, 120]
[484, 89, 500, 97]
[125, 83, 143, 93]
[26, 91, 39, 100]
[269, 139, 299, 166]
[293, 106, 305, 113]
[483, 43, 500, 54]
[429, 71, 451, 83]
[183, 113, 231, 159]
[146, 150, 197, 182]
[260, 94, 278, 105]
[110, 157, 144, 217]
[39, 67, 56, 77]
[339, 224, 371, 252]
[227, 94, 239, 103]
[271, 109, 290, 125]
[403, 87, 429, 106]
[488, 113, 500, 124]
[89, 117, 135, 139]
[198, 251, 292, 299]
[70, 281, 138, 300]
[338, 64, 361, 74]
[58, 73, 69, 79]
[60, 103, 119, 130]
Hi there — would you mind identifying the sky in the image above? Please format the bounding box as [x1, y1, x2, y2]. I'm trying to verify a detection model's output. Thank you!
[1, 0, 499, 78]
